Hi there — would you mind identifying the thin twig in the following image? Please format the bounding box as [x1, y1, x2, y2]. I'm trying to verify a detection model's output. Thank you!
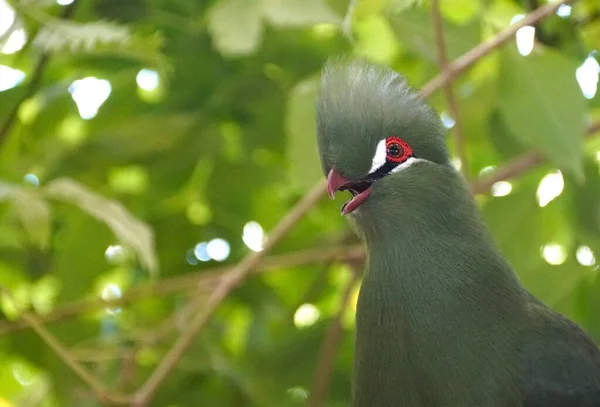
[115, 350, 137, 393]
[0, 2, 79, 148]
[0, 244, 365, 335]
[308, 266, 359, 407]
[132, 181, 329, 405]
[0, 287, 132, 406]
[140, 292, 203, 346]
[471, 120, 600, 193]
[430, 0, 468, 177]
[419, 0, 573, 99]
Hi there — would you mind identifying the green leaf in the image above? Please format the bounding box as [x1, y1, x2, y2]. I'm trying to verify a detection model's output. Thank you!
[207, 0, 264, 56]
[0, 182, 51, 250]
[487, 109, 528, 160]
[43, 178, 158, 275]
[566, 157, 600, 254]
[387, 7, 480, 62]
[482, 0, 524, 29]
[482, 181, 544, 273]
[285, 76, 323, 191]
[83, 114, 195, 161]
[581, 21, 600, 51]
[353, 14, 400, 64]
[11, 193, 51, 252]
[261, 0, 342, 27]
[497, 47, 586, 180]
[440, 0, 481, 24]
[519, 260, 592, 309]
[354, 0, 391, 17]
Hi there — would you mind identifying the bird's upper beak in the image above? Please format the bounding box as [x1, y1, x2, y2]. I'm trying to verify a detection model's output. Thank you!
[327, 168, 350, 199]
[326, 168, 373, 215]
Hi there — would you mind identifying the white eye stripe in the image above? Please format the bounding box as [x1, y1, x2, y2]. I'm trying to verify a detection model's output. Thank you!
[368, 139, 387, 174]
[390, 157, 426, 173]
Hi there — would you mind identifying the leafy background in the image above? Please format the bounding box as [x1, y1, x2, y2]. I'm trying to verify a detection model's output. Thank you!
[0, 0, 600, 405]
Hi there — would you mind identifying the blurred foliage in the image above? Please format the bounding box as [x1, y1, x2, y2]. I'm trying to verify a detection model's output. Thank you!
[0, 0, 599, 405]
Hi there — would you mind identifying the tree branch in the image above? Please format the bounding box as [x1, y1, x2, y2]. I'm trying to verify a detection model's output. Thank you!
[419, 0, 573, 99]
[308, 266, 359, 407]
[430, 0, 468, 177]
[471, 120, 600, 193]
[132, 181, 330, 405]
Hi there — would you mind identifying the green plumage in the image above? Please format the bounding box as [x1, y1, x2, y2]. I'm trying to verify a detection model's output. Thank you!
[316, 58, 600, 406]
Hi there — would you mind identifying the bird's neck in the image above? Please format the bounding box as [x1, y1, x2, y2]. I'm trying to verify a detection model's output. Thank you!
[350, 167, 527, 406]
[355, 166, 525, 307]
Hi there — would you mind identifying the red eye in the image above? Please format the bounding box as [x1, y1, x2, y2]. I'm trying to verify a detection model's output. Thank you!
[385, 137, 412, 163]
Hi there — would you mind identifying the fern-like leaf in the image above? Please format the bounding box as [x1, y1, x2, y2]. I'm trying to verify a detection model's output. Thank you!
[33, 20, 166, 72]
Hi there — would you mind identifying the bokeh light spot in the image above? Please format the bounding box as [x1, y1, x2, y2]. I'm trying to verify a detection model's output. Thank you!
[206, 238, 230, 262]
[491, 181, 512, 197]
[294, 303, 320, 328]
[194, 242, 211, 262]
[68, 77, 112, 120]
[0, 65, 25, 91]
[242, 221, 265, 252]
[541, 243, 567, 265]
[536, 170, 564, 207]
[576, 245, 596, 267]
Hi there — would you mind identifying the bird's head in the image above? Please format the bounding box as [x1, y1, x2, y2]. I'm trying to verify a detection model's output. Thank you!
[316, 58, 452, 217]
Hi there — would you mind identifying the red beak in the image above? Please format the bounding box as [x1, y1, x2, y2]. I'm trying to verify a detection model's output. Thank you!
[327, 169, 350, 199]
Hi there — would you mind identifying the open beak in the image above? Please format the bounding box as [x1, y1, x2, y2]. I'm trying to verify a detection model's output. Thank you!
[327, 169, 350, 199]
[327, 169, 373, 215]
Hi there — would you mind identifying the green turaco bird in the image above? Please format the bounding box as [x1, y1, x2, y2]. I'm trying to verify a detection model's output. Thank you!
[316, 58, 600, 407]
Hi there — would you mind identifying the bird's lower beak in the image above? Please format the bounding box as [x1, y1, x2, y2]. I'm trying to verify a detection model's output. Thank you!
[327, 169, 350, 199]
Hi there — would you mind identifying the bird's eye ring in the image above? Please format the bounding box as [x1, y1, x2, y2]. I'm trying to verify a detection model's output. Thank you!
[385, 136, 412, 163]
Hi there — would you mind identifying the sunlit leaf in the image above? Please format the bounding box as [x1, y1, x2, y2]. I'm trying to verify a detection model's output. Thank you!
[261, 0, 342, 27]
[285, 76, 323, 191]
[30, 275, 61, 315]
[11, 193, 51, 251]
[497, 48, 586, 180]
[354, 0, 391, 17]
[207, 0, 264, 56]
[353, 14, 400, 64]
[43, 178, 158, 274]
